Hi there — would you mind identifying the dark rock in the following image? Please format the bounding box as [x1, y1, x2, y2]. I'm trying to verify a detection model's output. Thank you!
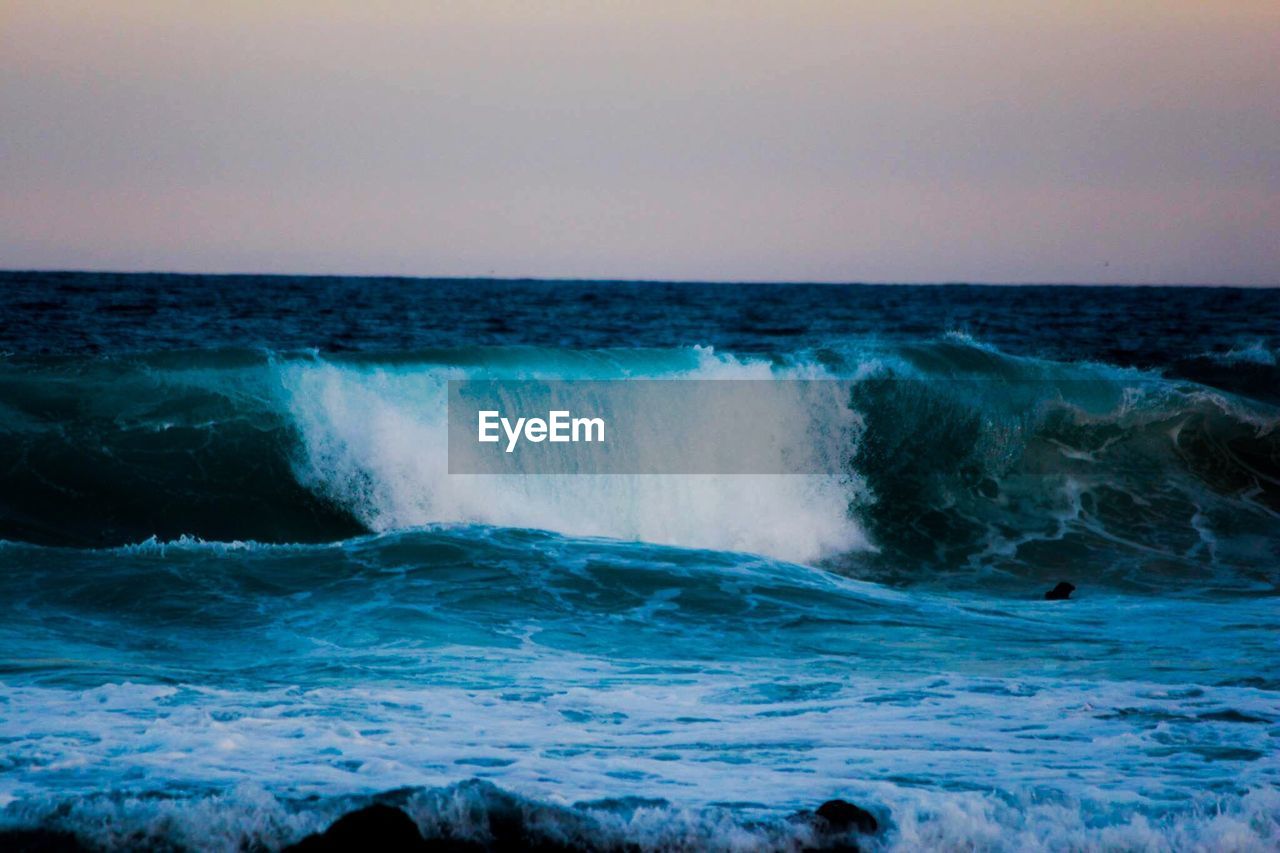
[284, 799, 579, 853]
[0, 829, 92, 853]
[1044, 581, 1075, 601]
[286, 804, 427, 852]
[815, 799, 879, 834]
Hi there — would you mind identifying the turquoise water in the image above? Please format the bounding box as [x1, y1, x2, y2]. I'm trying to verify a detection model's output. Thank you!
[0, 274, 1277, 850]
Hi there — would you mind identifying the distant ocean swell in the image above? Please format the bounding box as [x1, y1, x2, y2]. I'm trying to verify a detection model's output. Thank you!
[1, 337, 1276, 591]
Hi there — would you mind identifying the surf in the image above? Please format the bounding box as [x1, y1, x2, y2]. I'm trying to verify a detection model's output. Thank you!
[0, 337, 1277, 590]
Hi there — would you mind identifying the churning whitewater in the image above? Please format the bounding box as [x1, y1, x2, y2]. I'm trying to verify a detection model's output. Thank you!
[1, 275, 1278, 851]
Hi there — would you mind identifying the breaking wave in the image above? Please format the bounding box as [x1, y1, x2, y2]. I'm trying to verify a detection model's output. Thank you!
[1, 338, 1277, 587]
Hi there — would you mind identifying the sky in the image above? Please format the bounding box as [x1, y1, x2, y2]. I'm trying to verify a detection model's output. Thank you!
[1, 1, 1277, 284]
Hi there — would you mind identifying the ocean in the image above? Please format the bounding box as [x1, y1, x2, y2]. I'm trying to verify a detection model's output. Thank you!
[1, 272, 1277, 850]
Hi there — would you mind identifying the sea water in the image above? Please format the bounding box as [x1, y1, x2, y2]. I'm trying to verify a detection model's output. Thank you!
[0, 274, 1277, 850]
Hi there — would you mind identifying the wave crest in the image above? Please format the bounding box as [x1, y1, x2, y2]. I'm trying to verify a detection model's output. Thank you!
[1, 340, 1277, 588]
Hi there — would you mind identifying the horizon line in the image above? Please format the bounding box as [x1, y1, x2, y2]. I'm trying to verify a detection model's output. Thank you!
[1, 267, 1276, 289]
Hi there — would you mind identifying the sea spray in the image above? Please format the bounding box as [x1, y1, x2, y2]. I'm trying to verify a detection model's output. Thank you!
[280, 353, 871, 562]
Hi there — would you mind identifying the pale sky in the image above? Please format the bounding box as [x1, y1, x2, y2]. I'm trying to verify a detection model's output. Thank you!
[2, 2, 1278, 283]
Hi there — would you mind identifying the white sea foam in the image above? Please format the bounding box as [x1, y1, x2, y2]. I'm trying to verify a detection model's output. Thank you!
[277, 348, 870, 563]
[2, 665, 1276, 851]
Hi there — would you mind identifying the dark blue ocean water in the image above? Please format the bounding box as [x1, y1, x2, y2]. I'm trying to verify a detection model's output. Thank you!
[1, 272, 1278, 850]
